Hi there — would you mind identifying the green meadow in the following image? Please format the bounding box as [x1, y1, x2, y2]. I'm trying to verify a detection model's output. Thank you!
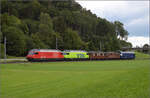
[135, 51, 150, 59]
[0, 59, 150, 98]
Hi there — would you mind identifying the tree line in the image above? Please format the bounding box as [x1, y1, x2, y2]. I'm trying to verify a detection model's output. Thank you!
[0, 0, 132, 57]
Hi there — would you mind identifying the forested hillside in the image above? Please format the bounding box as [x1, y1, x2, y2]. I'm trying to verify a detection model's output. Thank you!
[0, 0, 132, 56]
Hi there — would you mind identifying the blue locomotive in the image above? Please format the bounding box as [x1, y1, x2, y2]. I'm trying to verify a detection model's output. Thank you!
[120, 52, 135, 59]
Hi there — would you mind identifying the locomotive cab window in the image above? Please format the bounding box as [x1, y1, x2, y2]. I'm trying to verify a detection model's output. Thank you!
[34, 52, 38, 55]
[63, 53, 69, 55]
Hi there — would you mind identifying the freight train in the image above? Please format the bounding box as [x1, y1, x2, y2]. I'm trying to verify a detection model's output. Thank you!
[26, 49, 135, 62]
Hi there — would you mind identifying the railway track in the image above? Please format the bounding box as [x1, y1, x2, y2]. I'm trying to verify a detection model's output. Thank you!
[0, 58, 149, 64]
[0, 61, 29, 64]
[0, 59, 28, 64]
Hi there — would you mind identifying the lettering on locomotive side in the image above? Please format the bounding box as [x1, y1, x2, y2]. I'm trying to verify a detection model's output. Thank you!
[77, 54, 85, 58]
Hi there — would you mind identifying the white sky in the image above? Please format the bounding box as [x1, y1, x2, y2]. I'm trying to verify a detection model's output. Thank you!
[76, 0, 149, 47]
[127, 36, 149, 47]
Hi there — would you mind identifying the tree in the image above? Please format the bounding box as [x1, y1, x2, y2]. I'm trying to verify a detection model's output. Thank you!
[143, 44, 150, 53]
[37, 24, 54, 48]
[31, 33, 48, 49]
[63, 28, 85, 50]
[1, 13, 21, 28]
[0, 32, 3, 58]
[114, 21, 128, 40]
[0, 44, 5, 58]
[3, 27, 26, 56]
[143, 44, 149, 48]
[1, 0, 131, 55]
[19, 0, 42, 19]
[1, 13, 22, 36]
[0, 32, 2, 39]
[39, 12, 53, 28]
[22, 19, 39, 35]
[37, 12, 55, 48]
[120, 40, 132, 48]
[53, 16, 67, 33]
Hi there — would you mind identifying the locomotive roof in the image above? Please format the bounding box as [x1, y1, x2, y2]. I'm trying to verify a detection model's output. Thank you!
[30, 49, 62, 52]
[88, 51, 117, 53]
[120, 51, 135, 54]
[63, 50, 87, 52]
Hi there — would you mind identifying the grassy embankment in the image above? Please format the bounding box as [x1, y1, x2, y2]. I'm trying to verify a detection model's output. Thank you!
[135, 51, 150, 59]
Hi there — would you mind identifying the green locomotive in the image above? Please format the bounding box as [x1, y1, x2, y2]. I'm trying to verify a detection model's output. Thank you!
[63, 50, 89, 60]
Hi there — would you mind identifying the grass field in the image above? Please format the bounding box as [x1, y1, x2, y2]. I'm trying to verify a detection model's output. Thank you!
[0, 59, 150, 98]
[135, 52, 150, 59]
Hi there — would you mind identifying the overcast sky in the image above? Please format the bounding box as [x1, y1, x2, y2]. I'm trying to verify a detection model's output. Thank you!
[76, 0, 149, 47]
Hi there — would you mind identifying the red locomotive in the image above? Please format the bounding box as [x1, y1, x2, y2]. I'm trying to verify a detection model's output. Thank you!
[26, 49, 64, 61]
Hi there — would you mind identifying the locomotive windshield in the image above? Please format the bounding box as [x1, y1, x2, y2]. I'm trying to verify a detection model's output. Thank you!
[63, 53, 69, 55]
[28, 49, 39, 55]
[28, 51, 34, 55]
